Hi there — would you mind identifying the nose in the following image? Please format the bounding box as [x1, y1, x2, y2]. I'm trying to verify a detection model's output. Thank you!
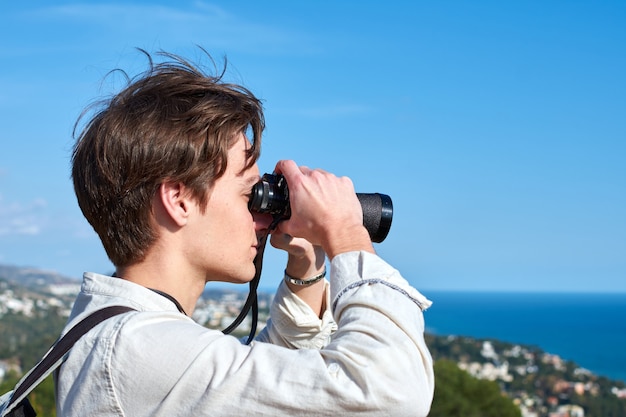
[253, 211, 274, 233]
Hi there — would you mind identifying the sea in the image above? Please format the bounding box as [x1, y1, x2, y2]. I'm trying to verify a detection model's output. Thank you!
[421, 291, 626, 383]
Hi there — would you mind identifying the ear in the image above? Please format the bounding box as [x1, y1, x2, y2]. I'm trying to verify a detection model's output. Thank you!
[157, 181, 193, 227]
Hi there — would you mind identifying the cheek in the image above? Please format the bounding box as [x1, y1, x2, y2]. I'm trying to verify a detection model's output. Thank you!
[225, 204, 255, 232]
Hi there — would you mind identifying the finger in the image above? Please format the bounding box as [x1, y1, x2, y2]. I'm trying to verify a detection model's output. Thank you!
[271, 231, 318, 256]
[269, 232, 294, 250]
[274, 160, 299, 176]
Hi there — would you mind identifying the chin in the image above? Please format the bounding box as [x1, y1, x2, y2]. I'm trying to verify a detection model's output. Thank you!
[240, 270, 257, 283]
[205, 268, 255, 284]
[227, 268, 257, 284]
[229, 277, 254, 285]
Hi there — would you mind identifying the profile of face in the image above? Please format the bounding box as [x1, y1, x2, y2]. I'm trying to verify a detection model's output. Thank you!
[184, 133, 273, 283]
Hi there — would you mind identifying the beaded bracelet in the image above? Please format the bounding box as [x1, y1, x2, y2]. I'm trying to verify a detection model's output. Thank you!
[284, 269, 327, 286]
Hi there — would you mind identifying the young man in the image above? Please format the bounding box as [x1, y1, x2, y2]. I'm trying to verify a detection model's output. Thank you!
[59, 51, 434, 416]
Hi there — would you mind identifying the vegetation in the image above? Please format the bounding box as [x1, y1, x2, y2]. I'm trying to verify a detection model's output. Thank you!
[426, 334, 626, 417]
[571, 377, 626, 417]
[0, 372, 56, 417]
[0, 311, 67, 370]
[430, 359, 521, 417]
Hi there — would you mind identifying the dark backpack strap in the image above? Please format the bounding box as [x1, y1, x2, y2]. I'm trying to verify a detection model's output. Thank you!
[7, 306, 136, 411]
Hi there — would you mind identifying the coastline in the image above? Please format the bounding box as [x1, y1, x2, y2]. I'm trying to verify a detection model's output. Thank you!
[422, 290, 626, 383]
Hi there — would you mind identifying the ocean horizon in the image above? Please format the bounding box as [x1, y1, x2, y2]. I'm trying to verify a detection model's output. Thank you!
[421, 290, 626, 383]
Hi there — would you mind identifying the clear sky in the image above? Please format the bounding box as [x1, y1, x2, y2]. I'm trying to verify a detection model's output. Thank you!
[0, 1, 624, 293]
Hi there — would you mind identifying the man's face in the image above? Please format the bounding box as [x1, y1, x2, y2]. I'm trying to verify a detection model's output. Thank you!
[186, 132, 272, 283]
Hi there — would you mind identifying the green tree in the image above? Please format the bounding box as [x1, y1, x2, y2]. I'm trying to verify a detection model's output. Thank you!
[0, 372, 56, 417]
[429, 359, 521, 417]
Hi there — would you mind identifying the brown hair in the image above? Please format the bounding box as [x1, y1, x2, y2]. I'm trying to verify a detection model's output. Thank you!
[71, 50, 265, 267]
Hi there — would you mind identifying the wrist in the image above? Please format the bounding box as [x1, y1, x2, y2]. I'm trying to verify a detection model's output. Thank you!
[285, 246, 325, 278]
[322, 225, 375, 259]
[284, 268, 326, 286]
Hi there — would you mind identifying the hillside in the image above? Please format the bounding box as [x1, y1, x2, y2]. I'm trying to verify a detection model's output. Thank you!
[1, 264, 624, 416]
[0, 264, 79, 288]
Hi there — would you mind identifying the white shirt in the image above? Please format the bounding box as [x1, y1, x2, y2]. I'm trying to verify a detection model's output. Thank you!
[55, 251, 434, 416]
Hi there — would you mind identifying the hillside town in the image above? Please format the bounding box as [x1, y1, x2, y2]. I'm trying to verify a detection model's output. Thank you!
[455, 339, 626, 416]
[1, 271, 625, 417]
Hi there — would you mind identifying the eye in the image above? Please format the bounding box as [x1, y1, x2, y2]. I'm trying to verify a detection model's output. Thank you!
[246, 192, 255, 210]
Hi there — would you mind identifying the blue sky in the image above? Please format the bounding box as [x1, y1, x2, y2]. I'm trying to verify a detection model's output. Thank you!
[0, 1, 624, 293]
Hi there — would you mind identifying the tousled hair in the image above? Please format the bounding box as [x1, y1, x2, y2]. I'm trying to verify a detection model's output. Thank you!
[71, 50, 264, 267]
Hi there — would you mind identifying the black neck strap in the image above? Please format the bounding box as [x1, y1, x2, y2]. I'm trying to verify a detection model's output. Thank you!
[149, 289, 187, 316]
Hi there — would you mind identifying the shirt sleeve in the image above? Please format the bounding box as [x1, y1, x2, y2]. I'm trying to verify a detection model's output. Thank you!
[255, 279, 337, 349]
[252, 250, 434, 414]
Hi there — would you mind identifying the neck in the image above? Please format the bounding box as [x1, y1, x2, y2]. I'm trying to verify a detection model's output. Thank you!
[116, 260, 205, 316]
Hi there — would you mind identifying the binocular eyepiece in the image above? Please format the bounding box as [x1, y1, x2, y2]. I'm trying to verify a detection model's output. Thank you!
[249, 173, 393, 243]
